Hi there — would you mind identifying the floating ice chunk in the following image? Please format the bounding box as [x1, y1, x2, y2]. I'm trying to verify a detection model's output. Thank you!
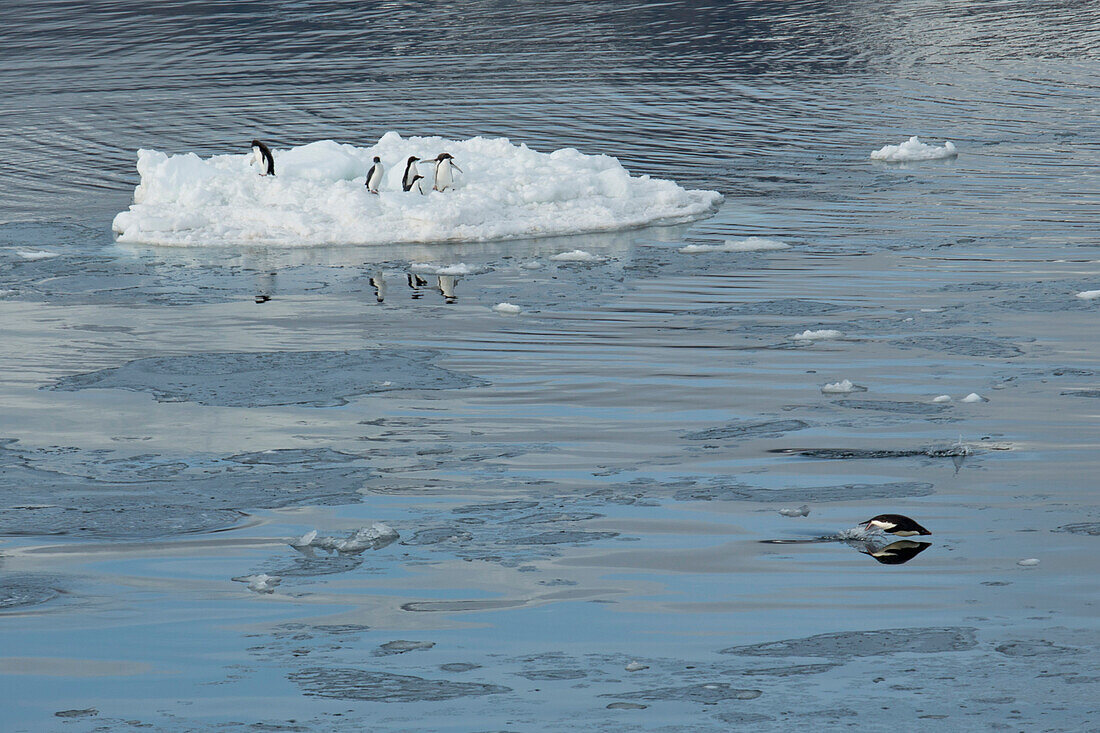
[550, 249, 604, 262]
[410, 262, 486, 276]
[932, 395, 953, 403]
[493, 302, 522, 315]
[15, 250, 59, 260]
[961, 393, 987, 403]
[290, 529, 318, 548]
[678, 237, 788, 254]
[111, 133, 722, 247]
[793, 329, 843, 341]
[232, 573, 281, 594]
[779, 505, 810, 517]
[1017, 558, 1040, 567]
[0, 289, 16, 297]
[821, 379, 864, 394]
[520, 261, 542, 270]
[305, 523, 400, 554]
[1075, 290, 1100, 300]
[870, 136, 958, 162]
[624, 661, 649, 672]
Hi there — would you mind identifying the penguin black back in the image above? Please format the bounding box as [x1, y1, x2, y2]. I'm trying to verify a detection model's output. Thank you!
[251, 139, 275, 176]
[862, 514, 931, 536]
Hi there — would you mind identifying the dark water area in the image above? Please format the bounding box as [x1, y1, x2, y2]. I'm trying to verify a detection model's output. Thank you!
[3, 2, 1100, 731]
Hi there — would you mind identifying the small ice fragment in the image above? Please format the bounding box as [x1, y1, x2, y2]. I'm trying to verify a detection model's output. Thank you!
[870, 136, 958, 162]
[932, 395, 952, 403]
[290, 529, 318, 548]
[821, 379, 860, 394]
[520, 261, 542, 270]
[678, 237, 788, 254]
[919, 308, 940, 312]
[1075, 290, 1100, 300]
[15, 250, 60, 260]
[961, 393, 987, 403]
[410, 262, 483, 276]
[779, 505, 810, 517]
[624, 661, 649, 672]
[232, 574, 281, 594]
[793, 329, 843, 341]
[333, 522, 400, 553]
[550, 249, 604, 262]
[493, 302, 522, 314]
[1017, 558, 1040, 567]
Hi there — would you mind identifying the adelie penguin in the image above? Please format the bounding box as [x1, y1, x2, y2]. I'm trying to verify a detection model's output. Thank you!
[365, 156, 384, 194]
[861, 514, 931, 537]
[250, 139, 275, 176]
[401, 156, 423, 193]
[427, 152, 462, 192]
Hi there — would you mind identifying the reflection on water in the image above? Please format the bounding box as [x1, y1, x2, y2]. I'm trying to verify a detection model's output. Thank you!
[855, 539, 931, 565]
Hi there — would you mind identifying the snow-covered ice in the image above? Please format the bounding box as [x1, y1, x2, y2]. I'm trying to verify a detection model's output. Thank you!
[624, 661, 649, 672]
[932, 395, 953, 403]
[820, 379, 863, 394]
[793, 329, 843, 341]
[961, 392, 987, 403]
[779, 505, 811, 517]
[1017, 558, 1040, 567]
[493, 302, 522, 314]
[111, 132, 722, 246]
[550, 249, 604, 262]
[870, 136, 958, 162]
[15, 250, 60, 260]
[1075, 290, 1100, 300]
[678, 237, 788, 254]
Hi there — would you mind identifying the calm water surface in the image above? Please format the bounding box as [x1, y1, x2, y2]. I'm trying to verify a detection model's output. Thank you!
[2, 2, 1100, 731]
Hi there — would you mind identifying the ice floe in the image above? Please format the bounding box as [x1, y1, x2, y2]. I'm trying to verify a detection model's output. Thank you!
[410, 262, 487, 276]
[961, 392, 988, 403]
[821, 379, 865, 394]
[678, 237, 788, 254]
[232, 573, 281, 594]
[1017, 558, 1040, 567]
[15, 249, 59, 260]
[111, 132, 722, 246]
[550, 249, 604, 262]
[793, 329, 843, 341]
[1075, 289, 1100, 300]
[870, 136, 958, 162]
[493, 302, 522, 314]
[778, 505, 810, 517]
[291, 523, 400, 554]
[932, 395, 953, 403]
[624, 661, 649, 672]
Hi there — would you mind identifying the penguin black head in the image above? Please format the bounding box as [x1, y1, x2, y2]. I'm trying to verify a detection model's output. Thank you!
[436, 152, 453, 161]
[373, 156, 380, 163]
[862, 514, 931, 536]
[407, 155, 419, 163]
[251, 139, 262, 148]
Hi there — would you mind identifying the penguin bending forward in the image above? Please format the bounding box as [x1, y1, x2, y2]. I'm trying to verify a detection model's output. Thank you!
[365, 156, 384, 193]
[250, 139, 275, 176]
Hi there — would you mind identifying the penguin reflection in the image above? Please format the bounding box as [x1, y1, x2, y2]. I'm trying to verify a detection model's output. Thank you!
[855, 539, 931, 565]
[407, 272, 428, 299]
[437, 275, 458, 303]
[369, 271, 386, 303]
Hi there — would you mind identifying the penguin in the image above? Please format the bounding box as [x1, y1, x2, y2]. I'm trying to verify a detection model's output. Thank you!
[365, 156, 384, 193]
[412, 174, 426, 195]
[861, 514, 931, 537]
[250, 139, 275, 176]
[428, 152, 462, 192]
[401, 156, 421, 192]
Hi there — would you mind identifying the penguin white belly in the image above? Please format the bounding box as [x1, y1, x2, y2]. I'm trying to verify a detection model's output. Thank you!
[367, 164, 384, 192]
[251, 147, 263, 167]
[435, 160, 454, 191]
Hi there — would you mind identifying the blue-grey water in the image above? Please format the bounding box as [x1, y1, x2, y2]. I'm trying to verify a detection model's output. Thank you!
[2, 2, 1100, 731]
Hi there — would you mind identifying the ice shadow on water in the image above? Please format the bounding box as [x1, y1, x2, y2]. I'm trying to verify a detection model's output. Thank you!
[50, 348, 487, 408]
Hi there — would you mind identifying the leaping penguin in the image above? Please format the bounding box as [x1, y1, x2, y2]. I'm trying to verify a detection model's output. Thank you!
[427, 152, 462, 192]
[250, 139, 275, 176]
[861, 514, 931, 537]
[401, 156, 421, 192]
[365, 156, 384, 193]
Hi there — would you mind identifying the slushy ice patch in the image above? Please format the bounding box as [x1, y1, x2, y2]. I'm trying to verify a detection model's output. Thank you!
[112, 133, 722, 246]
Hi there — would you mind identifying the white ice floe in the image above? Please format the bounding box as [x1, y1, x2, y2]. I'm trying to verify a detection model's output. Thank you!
[870, 136, 958, 162]
[624, 661, 649, 672]
[821, 379, 863, 394]
[678, 237, 788, 254]
[15, 250, 60, 260]
[550, 249, 604, 262]
[1017, 558, 1040, 567]
[111, 132, 722, 247]
[409, 262, 487, 276]
[493, 302, 522, 314]
[779, 505, 810, 517]
[292, 523, 400, 554]
[961, 393, 987, 403]
[793, 329, 843, 341]
[932, 395, 953, 403]
[520, 261, 542, 270]
[232, 573, 281, 594]
[1075, 289, 1100, 300]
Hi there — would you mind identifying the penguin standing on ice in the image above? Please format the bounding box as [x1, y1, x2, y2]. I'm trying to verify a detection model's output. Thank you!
[365, 156, 384, 193]
[401, 156, 422, 193]
[250, 139, 275, 176]
[427, 152, 462, 192]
